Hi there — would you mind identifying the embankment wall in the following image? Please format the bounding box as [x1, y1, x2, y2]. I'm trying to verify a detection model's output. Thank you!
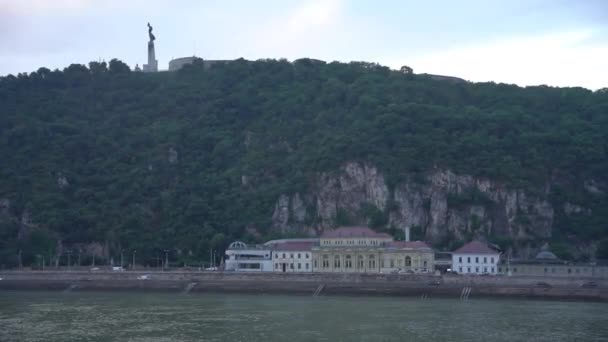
[0, 271, 606, 301]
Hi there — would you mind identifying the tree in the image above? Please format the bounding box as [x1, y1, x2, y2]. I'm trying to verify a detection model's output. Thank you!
[597, 239, 608, 260]
[89, 61, 108, 74]
[108, 59, 130, 74]
[399, 65, 413, 75]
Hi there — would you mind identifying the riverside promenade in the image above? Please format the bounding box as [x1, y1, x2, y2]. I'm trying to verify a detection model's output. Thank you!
[1, 270, 607, 301]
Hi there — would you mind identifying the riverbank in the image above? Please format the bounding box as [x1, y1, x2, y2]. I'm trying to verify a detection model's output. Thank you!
[1, 271, 606, 301]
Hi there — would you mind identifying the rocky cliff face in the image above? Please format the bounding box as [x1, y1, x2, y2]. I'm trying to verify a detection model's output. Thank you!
[271, 162, 561, 257]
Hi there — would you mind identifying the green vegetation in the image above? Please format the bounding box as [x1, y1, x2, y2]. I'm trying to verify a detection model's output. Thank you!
[1, 58, 607, 267]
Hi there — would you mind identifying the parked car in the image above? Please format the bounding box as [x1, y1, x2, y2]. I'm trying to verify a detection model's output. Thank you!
[137, 275, 150, 280]
[536, 281, 552, 288]
[428, 280, 441, 286]
[112, 267, 124, 272]
[90, 267, 100, 271]
[580, 281, 597, 288]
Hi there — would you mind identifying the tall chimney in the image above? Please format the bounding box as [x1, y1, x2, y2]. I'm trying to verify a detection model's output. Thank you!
[404, 226, 411, 242]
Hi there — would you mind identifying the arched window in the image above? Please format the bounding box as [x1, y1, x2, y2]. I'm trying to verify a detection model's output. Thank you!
[322, 255, 329, 268]
[405, 256, 412, 267]
[334, 255, 341, 268]
[368, 255, 376, 269]
[345, 255, 352, 268]
[358, 255, 364, 268]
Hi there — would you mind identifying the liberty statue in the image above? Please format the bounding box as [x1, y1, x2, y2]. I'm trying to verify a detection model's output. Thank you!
[144, 22, 158, 72]
[147, 22, 156, 42]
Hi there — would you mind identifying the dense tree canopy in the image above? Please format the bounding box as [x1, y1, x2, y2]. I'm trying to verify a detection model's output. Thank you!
[0, 58, 607, 267]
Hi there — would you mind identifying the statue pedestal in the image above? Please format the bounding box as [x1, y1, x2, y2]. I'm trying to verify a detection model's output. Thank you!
[143, 60, 158, 72]
[143, 41, 158, 72]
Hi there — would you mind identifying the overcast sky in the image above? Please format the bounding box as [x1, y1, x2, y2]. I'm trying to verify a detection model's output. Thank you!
[1, 0, 606, 89]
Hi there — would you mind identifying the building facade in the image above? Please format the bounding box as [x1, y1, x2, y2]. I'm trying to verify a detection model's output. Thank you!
[224, 241, 273, 272]
[271, 241, 314, 273]
[380, 241, 435, 273]
[312, 226, 435, 274]
[452, 241, 500, 275]
[498, 249, 608, 278]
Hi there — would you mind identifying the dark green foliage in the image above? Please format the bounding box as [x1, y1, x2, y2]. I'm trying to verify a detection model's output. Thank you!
[1, 58, 607, 266]
[360, 203, 388, 228]
[551, 243, 574, 261]
[597, 239, 608, 260]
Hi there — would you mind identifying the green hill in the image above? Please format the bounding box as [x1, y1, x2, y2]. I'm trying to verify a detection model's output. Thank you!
[1, 58, 607, 267]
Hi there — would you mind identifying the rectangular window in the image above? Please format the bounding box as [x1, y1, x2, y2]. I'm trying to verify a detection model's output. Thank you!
[298, 253, 301, 259]
[290, 263, 294, 269]
[298, 263, 301, 269]
[275, 264, 279, 269]
[459, 257, 462, 263]
[475, 257, 479, 263]
[483, 257, 487, 263]
[491, 267, 494, 273]
[459, 267, 463, 273]
[290, 253, 294, 258]
[306, 263, 309, 269]
[390, 259, 394, 268]
[467, 267, 471, 273]
[483, 267, 487, 273]
[467, 257, 471, 263]
[491, 257, 494, 263]
[282, 253, 286, 258]
[475, 267, 479, 273]
[306, 254, 309, 259]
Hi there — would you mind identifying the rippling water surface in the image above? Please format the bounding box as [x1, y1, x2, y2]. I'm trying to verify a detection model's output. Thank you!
[0, 291, 607, 342]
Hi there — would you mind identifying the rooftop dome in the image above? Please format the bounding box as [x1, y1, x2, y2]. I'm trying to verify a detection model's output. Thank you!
[535, 250, 558, 260]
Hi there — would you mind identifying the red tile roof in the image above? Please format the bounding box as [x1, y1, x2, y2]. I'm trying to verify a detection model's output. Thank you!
[321, 226, 392, 239]
[453, 241, 498, 254]
[387, 241, 431, 249]
[272, 241, 316, 251]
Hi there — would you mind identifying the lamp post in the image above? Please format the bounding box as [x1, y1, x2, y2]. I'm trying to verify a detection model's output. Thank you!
[67, 250, 72, 271]
[164, 249, 169, 270]
[132, 250, 136, 270]
[120, 249, 124, 269]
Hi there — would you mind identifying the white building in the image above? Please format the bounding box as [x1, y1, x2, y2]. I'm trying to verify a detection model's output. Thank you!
[224, 241, 273, 272]
[452, 241, 500, 275]
[271, 241, 315, 273]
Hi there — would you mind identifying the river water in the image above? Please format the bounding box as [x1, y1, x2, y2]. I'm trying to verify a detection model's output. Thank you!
[0, 291, 606, 342]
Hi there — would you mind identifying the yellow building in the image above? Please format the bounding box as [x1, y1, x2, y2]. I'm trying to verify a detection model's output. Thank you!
[312, 226, 434, 273]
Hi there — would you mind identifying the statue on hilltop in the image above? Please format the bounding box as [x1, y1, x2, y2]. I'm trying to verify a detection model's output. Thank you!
[147, 22, 156, 42]
[143, 22, 158, 72]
